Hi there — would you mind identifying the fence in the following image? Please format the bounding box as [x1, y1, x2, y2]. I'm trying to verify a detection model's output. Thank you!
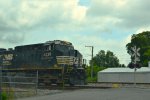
[1, 71, 38, 100]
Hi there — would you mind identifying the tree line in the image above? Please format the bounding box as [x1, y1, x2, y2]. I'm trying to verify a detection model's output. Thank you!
[86, 31, 150, 82]
[91, 50, 125, 68]
[91, 31, 150, 68]
[126, 31, 150, 67]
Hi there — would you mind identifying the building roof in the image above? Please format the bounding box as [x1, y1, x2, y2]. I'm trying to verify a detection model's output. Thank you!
[99, 67, 150, 73]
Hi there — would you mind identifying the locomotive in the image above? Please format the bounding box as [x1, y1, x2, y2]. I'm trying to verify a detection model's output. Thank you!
[0, 40, 86, 85]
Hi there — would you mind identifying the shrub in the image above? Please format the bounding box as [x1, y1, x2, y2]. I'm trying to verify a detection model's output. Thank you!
[86, 66, 106, 82]
[2, 92, 7, 100]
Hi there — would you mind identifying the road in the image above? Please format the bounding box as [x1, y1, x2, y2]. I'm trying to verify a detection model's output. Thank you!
[19, 88, 150, 100]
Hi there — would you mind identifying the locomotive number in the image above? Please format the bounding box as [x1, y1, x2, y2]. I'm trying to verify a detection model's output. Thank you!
[43, 52, 51, 57]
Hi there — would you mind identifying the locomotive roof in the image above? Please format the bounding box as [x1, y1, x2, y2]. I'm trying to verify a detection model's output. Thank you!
[15, 40, 73, 49]
[0, 48, 6, 52]
[15, 40, 73, 48]
[15, 43, 43, 48]
[46, 40, 72, 45]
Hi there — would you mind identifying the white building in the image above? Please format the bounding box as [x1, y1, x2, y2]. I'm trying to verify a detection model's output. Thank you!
[98, 66, 150, 83]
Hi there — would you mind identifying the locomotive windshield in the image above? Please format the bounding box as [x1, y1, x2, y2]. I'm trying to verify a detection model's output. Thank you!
[55, 44, 74, 52]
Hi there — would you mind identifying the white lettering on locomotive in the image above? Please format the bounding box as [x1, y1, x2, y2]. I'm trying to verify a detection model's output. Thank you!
[3, 61, 11, 65]
[43, 52, 51, 57]
[3, 54, 13, 60]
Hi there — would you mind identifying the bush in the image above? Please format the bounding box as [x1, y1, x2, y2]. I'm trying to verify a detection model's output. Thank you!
[1, 88, 14, 100]
[86, 66, 106, 82]
[2, 92, 7, 100]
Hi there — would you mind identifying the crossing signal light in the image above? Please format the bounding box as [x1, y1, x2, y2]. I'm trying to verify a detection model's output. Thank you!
[128, 62, 141, 69]
[135, 63, 141, 69]
[128, 62, 135, 69]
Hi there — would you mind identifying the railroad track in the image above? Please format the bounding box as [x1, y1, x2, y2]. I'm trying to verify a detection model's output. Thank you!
[38, 82, 150, 90]
[38, 83, 112, 90]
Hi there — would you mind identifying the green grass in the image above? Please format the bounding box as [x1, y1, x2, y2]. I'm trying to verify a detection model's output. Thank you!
[1, 88, 15, 100]
[2, 92, 7, 100]
[87, 77, 97, 82]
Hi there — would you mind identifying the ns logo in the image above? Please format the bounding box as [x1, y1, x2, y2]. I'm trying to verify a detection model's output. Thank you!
[3, 54, 13, 60]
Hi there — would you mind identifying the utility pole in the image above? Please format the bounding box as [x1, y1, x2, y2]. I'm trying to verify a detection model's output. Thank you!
[85, 46, 94, 78]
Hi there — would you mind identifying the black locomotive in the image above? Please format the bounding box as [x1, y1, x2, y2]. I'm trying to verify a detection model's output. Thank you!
[0, 40, 86, 85]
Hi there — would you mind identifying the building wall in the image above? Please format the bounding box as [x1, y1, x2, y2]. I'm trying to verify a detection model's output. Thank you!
[98, 72, 150, 83]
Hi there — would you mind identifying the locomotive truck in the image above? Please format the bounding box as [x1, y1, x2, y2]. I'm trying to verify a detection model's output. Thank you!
[0, 40, 86, 85]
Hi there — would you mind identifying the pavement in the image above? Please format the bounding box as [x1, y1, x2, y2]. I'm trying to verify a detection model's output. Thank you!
[19, 88, 150, 100]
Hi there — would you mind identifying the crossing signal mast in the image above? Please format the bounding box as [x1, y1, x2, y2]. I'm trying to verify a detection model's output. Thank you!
[130, 46, 141, 69]
[129, 46, 141, 86]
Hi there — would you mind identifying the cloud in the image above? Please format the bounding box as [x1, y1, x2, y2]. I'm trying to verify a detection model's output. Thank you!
[135, 26, 150, 34]
[0, 0, 149, 65]
[0, 0, 87, 44]
[86, 0, 150, 30]
[17, 0, 87, 30]
[1, 0, 150, 42]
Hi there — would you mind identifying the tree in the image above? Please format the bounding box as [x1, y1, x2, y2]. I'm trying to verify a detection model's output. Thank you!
[126, 31, 150, 66]
[92, 50, 120, 67]
[119, 64, 126, 67]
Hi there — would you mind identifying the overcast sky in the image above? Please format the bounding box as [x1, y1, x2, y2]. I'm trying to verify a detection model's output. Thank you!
[0, 0, 149, 65]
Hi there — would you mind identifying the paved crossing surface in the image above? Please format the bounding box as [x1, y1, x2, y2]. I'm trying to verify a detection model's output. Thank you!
[19, 88, 150, 100]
